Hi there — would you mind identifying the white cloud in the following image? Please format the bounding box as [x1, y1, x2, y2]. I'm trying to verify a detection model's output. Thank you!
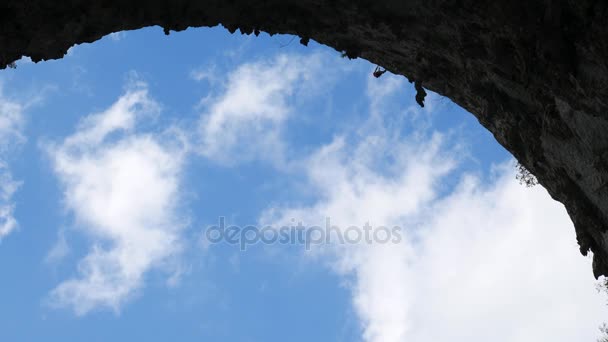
[404, 166, 605, 341]
[260, 76, 608, 342]
[46, 84, 188, 315]
[260, 120, 453, 342]
[196, 53, 335, 166]
[0, 90, 25, 241]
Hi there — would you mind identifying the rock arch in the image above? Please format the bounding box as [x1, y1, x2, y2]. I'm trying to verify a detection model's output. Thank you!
[3, 0, 608, 277]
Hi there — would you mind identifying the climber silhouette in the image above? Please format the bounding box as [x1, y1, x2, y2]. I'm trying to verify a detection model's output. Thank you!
[373, 66, 387, 78]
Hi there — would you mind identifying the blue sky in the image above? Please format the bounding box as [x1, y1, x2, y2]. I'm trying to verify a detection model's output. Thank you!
[0, 26, 606, 341]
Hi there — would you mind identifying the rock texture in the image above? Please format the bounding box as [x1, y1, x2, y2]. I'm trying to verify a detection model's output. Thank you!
[3, 0, 608, 277]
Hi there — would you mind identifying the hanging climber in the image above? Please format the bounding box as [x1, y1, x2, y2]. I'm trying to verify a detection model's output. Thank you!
[373, 66, 387, 78]
[414, 80, 427, 108]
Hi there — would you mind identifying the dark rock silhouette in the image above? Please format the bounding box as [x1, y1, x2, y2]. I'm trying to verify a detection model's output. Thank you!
[3, 0, 608, 277]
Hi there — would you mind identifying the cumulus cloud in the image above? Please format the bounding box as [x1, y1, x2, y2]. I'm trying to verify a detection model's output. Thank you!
[260, 75, 608, 342]
[46, 84, 188, 315]
[0, 91, 25, 241]
[196, 53, 334, 166]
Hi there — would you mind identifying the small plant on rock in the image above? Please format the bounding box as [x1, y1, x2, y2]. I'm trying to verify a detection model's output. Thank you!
[516, 162, 538, 187]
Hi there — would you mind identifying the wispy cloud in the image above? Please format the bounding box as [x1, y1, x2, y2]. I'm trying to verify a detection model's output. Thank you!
[46, 83, 189, 315]
[190, 64, 220, 85]
[108, 32, 126, 42]
[0, 165, 21, 240]
[260, 75, 607, 342]
[195, 53, 337, 167]
[0, 89, 25, 241]
[45, 229, 70, 265]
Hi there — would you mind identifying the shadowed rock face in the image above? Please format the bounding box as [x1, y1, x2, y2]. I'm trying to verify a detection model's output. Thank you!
[3, 0, 608, 277]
